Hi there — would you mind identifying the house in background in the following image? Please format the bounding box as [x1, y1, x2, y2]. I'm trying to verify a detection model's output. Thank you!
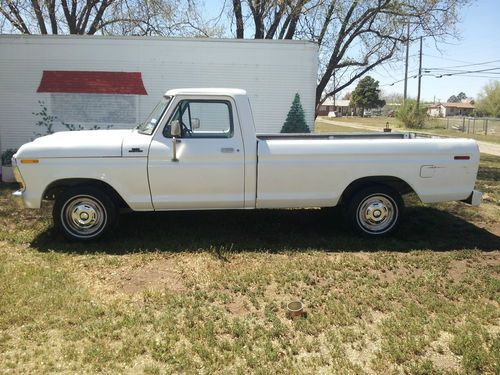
[428, 102, 475, 117]
[317, 98, 351, 117]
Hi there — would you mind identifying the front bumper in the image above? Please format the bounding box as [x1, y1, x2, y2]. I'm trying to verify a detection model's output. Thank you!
[461, 190, 483, 207]
[12, 190, 26, 209]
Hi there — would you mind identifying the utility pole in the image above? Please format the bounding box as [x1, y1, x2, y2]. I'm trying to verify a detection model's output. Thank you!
[333, 70, 336, 107]
[416, 36, 423, 109]
[403, 22, 410, 103]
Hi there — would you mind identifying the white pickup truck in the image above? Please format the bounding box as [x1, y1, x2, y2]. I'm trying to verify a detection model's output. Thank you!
[12, 88, 482, 241]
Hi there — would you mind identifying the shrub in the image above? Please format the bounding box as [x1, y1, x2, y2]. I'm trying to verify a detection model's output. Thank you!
[396, 99, 427, 129]
[1, 148, 17, 166]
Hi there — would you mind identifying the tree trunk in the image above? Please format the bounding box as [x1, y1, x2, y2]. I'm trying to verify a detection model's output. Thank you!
[232, 0, 244, 38]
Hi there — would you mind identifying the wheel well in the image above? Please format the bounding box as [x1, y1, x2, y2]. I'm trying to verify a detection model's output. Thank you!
[340, 176, 416, 205]
[43, 178, 130, 209]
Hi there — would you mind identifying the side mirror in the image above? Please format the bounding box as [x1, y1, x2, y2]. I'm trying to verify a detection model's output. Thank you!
[170, 120, 180, 162]
[192, 118, 200, 130]
[170, 120, 181, 137]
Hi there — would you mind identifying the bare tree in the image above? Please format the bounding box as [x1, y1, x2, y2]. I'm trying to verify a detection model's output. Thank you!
[0, 0, 118, 34]
[0, 0, 470, 115]
[227, 0, 470, 115]
[0, 0, 217, 36]
[101, 0, 223, 36]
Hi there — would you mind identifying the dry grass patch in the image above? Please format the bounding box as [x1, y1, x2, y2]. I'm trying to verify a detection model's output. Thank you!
[0, 154, 499, 374]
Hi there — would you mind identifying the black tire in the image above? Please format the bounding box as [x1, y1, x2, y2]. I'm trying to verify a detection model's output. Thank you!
[53, 186, 117, 241]
[345, 185, 404, 236]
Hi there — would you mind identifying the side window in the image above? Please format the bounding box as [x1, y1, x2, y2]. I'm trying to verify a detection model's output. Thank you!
[164, 100, 233, 138]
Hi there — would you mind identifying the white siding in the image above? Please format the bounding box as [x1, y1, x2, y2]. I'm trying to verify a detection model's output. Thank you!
[0, 35, 318, 152]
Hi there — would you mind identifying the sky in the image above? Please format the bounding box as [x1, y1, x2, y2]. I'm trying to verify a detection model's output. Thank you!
[204, 0, 500, 103]
[371, 0, 500, 102]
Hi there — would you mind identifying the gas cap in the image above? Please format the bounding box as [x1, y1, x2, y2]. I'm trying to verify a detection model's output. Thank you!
[420, 165, 436, 178]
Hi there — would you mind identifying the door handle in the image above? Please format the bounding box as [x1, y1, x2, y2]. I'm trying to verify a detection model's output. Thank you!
[129, 147, 143, 153]
[220, 147, 235, 153]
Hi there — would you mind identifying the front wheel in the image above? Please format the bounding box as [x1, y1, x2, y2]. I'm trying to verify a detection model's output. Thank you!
[346, 185, 403, 236]
[53, 187, 117, 241]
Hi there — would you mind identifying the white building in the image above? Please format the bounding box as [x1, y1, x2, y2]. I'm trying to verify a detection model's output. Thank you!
[427, 102, 475, 117]
[317, 98, 351, 116]
[0, 35, 318, 153]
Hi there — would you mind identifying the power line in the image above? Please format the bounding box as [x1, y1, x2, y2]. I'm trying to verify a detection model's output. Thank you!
[422, 53, 492, 65]
[425, 58, 500, 70]
[380, 75, 417, 87]
[422, 73, 500, 79]
[428, 67, 500, 77]
[458, 75, 500, 78]
[380, 68, 500, 87]
[379, 53, 500, 93]
[425, 68, 500, 73]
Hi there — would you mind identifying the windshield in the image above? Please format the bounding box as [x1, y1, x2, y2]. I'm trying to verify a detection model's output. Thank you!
[136, 96, 171, 135]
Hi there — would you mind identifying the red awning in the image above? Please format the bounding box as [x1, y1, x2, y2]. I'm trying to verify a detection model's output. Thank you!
[37, 71, 147, 95]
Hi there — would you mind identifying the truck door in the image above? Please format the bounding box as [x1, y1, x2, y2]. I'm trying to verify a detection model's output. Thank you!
[148, 97, 245, 209]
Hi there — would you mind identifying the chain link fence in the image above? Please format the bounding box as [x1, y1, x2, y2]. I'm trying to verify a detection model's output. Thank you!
[427, 117, 500, 140]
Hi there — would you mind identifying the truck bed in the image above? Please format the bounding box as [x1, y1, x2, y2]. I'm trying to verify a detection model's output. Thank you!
[257, 132, 417, 140]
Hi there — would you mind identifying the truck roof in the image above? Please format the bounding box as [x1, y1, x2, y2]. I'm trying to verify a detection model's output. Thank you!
[164, 88, 247, 97]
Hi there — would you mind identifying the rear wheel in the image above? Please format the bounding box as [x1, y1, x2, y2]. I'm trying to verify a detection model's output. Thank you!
[53, 187, 117, 241]
[346, 185, 403, 236]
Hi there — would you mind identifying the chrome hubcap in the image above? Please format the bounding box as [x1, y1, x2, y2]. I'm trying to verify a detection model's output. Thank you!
[357, 194, 396, 233]
[62, 195, 106, 238]
[71, 204, 97, 227]
[365, 202, 388, 223]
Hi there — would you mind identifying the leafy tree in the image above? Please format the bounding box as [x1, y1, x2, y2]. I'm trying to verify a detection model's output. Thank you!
[476, 81, 500, 118]
[281, 93, 310, 133]
[396, 99, 427, 128]
[1, 149, 17, 166]
[457, 92, 467, 101]
[448, 92, 467, 102]
[351, 76, 385, 116]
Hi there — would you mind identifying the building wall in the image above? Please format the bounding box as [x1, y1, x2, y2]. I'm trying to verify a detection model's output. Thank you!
[447, 107, 474, 117]
[0, 35, 318, 152]
[428, 106, 474, 117]
[428, 107, 443, 117]
[317, 105, 350, 116]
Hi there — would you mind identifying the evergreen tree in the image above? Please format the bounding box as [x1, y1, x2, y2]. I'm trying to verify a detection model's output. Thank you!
[281, 93, 310, 133]
[457, 92, 467, 101]
[448, 92, 467, 102]
[351, 76, 385, 116]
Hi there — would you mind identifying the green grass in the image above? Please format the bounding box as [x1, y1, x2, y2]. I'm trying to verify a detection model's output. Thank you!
[317, 116, 500, 144]
[319, 115, 403, 129]
[315, 121, 377, 133]
[0, 155, 499, 374]
[417, 128, 500, 145]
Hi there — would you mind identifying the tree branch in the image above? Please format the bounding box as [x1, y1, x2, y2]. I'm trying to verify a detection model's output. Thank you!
[0, 4, 30, 33]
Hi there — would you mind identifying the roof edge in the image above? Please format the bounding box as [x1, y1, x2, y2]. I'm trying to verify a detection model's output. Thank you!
[0, 34, 318, 47]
